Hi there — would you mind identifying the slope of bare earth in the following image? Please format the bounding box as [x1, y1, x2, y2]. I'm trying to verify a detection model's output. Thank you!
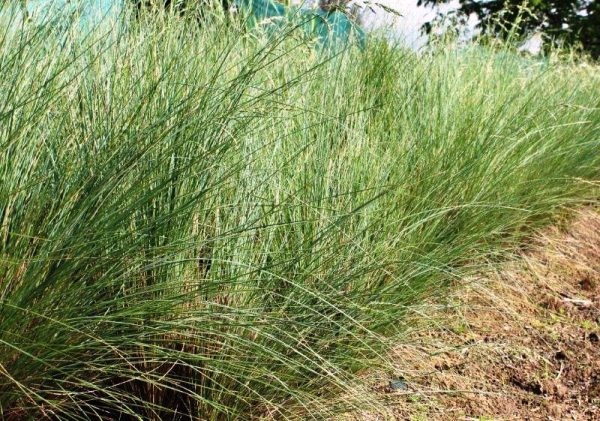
[354, 209, 600, 420]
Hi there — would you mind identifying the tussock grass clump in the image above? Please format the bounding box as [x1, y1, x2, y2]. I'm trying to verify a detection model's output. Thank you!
[0, 4, 598, 419]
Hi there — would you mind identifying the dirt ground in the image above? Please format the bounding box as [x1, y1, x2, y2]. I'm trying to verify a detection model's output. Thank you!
[359, 209, 600, 420]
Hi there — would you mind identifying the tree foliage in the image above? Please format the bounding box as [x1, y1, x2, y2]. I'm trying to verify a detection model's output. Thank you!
[419, 0, 600, 58]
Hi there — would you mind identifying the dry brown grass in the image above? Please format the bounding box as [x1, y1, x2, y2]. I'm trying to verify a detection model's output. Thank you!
[351, 209, 600, 420]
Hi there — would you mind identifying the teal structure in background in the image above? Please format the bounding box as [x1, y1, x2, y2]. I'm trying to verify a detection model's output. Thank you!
[234, 0, 365, 50]
[20, 0, 119, 24]
[16, 0, 365, 50]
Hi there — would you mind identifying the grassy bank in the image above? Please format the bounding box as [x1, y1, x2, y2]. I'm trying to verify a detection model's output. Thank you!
[0, 6, 598, 419]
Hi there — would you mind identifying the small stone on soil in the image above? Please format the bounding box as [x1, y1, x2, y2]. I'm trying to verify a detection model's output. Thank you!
[389, 379, 408, 391]
[554, 350, 568, 360]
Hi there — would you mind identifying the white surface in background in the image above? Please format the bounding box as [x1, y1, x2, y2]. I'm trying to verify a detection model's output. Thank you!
[291, 0, 464, 50]
[518, 33, 543, 55]
[360, 0, 483, 49]
[360, 0, 436, 48]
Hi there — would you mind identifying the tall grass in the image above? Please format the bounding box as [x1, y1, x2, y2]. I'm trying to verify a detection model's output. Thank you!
[0, 4, 598, 419]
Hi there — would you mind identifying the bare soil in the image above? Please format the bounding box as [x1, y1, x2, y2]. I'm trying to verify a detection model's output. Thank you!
[358, 209, 600, 420]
